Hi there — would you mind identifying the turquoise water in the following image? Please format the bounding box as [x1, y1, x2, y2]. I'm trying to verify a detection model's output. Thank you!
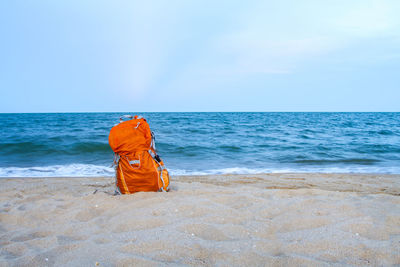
[0, 112, 399, 177]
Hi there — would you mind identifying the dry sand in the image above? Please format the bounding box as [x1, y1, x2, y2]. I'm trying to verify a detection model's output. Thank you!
[1, 173, 400, 266]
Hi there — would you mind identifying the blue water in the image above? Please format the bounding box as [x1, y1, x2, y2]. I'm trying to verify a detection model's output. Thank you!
[0, 112, 399, 177]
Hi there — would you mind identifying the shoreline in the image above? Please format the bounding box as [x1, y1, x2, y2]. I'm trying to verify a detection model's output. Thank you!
[1, 173, 399, 266]
[2, 172, 399, 195]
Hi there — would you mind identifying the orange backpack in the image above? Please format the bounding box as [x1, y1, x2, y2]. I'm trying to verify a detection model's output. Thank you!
[108, 115, 170, 194]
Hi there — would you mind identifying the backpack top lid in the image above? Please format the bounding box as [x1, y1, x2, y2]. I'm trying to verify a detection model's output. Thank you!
[108, 116, 152, 155]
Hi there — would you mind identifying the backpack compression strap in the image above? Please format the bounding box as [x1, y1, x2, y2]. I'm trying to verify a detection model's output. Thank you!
[113, 153, 122, 195]
[119, 114, 143, 123]
[148, 150, 167, 192]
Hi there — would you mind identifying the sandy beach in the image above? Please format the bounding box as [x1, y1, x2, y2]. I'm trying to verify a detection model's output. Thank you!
[1, 173, 399, 266]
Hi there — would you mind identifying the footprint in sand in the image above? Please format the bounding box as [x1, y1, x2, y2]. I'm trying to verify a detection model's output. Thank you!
[180, 223, 230, 241]
[11, 231, 51, 242]
[75, 208, 104, 222]
[56, 235, 84, 245]
[1, 243, 28, 259]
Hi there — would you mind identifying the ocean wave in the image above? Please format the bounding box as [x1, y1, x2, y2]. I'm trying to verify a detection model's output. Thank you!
[0, 164, 115, 177]
[0, 141, 112, 156]
[1, 164, 399, 178]
[1, 113, 400, 175]
[170, 166, 400, 175]
[293, 158, 381, 165]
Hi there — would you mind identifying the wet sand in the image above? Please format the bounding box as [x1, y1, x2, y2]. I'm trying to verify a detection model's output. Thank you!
[1, 173, 400, 266]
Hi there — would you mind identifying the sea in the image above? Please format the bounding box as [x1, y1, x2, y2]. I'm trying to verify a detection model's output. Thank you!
[0, 112, 399, 177]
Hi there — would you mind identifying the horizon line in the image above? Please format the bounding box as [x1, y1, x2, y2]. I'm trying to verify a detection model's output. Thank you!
[1, 111, 399, 114]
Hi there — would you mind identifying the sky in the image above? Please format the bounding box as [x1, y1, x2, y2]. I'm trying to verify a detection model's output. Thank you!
[0, 0, 399, 112]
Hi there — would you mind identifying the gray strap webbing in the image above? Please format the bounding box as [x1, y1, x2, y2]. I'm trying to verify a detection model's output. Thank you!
[151, 132, 156, 150]
[129, 160, 140, 165]
[113, 153, 121, 195]
[119, 115, 133, 122]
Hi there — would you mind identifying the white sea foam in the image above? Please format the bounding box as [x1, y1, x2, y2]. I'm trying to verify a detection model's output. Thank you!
[0, 164, 399, 178]
[0, 164, 115, 177]
[170, 166, 400, 176]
